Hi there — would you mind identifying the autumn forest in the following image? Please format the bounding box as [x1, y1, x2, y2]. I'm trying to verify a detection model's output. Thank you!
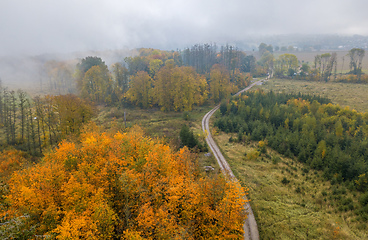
[1, 44, 368, 239]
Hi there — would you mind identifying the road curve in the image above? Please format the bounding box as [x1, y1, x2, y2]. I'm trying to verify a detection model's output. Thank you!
[202, 79, 266, 240]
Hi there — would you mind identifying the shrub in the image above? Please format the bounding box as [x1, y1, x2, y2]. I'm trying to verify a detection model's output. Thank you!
[272, 156, 281, 164]
[281, 177, 290, 185]
[182, 111, 191, 121]
[258, 140, 267, 153]
[247, 149, 260, 160]
[359, 192, 368, 206]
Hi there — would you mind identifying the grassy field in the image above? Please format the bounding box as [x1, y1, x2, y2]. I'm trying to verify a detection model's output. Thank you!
[211, 129, 367, 239]
[257, 78, 368, 113]
[94, 104, 220, 171]
[207, 78, 368, 238]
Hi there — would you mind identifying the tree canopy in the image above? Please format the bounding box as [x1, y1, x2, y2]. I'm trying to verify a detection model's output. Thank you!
[4, 125, 247, 239]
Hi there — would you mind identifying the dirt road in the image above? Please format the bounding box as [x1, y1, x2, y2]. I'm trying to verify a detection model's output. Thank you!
[202, 79, 266, 240]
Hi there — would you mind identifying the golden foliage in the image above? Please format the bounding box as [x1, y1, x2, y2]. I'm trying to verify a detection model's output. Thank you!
[0, 149, 29, 182]
[125, 71, 153, 108]
[5, 125, 247, 239]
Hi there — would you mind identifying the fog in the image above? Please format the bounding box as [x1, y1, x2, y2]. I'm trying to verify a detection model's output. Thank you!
[1, 0, 368, 92]
[1, 0, 368, 56]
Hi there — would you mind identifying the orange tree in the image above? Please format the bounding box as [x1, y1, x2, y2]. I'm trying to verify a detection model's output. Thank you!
[4, 125, 247, 239]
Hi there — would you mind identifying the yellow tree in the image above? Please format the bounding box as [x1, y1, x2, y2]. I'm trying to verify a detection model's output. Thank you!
[209, 64, 232, 103]
[125, 71, 153, 108]
[154, 66, 208, 112]
[5, 125, 247, 239]
[232, 69, 251, 91]
[148, 59, 163, 77]
[153, 65, 175, 111]
[111, 62, 129, 98]
[53, 94, 95, 137]
[81, 66, 113, 104]
[274, 53, 298, 77]
[171, 66, 208, 112]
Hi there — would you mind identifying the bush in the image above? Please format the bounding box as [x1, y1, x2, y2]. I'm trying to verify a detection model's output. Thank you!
[359, 192, 368, 206]
[247, 149, 260, 160]
[355, 174, 368, 192]
[272, 156, 281, 164]
[180, 124, 198, 149]
[182, 111, 191, 121]
[281, 177, 290, 185]
[258, 140, 267, 153]
[179, 124, 206, 151]
[220, 101, 227, 115]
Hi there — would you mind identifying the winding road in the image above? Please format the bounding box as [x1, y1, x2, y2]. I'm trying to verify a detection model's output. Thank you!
[202, 79, 267, 240]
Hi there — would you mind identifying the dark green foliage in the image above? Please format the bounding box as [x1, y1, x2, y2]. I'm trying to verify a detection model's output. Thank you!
[242, 55, 257, 73]
[181, 43, 247, 75]
[181, 43, 217, 74]
[281, 177, 290, 185]
[220, 101, 227, 116]
[124, 56, 149, 75]
[215, 90, 368, 186]
[179, 125, 206, 151]
[360, 192, 368, 206]
[288, 68, 296, 77]
[77, 56, 107, 74]
[272, 156, 281, 164]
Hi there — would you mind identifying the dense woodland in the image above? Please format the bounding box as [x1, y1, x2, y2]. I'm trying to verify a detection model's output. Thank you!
[1, 125, 246, 239]
[0, 45, 254, 239]
[77, 47, 253, 110]
[1, 43, 368, 238]
[0, 85, 95, 156]
[215, 90, 368, 219]
[0, 45, 255, 152]
[0, 45, 256, 156]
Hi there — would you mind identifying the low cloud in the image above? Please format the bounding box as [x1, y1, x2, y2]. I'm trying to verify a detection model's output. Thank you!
[1, 0, 368, 56]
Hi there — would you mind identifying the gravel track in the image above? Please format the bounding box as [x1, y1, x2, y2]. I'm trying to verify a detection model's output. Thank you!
[202, 79, 267, 240]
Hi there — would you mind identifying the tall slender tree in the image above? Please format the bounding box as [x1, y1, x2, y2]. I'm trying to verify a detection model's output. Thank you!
[17, 90, 27, 143]
[9, 91, 17, 143]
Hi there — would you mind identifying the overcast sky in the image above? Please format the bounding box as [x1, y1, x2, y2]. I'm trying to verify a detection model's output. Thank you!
[1, 0, 368, 56]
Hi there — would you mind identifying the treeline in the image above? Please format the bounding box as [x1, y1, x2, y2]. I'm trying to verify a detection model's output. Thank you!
[181, 44, 259, 76]
[0, 81, 95, 155]
[215, 90, 368, 188]
[44, 60, 76, 95]
[256, 43, 368, 84]
[2, 126, 246, 239]
[44, 45, 255, 112]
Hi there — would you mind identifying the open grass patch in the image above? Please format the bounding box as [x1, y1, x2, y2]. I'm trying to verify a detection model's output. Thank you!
[95, 104, 218, 171]
[258, 78, 368, 112]
[212, 131, 367, 239]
